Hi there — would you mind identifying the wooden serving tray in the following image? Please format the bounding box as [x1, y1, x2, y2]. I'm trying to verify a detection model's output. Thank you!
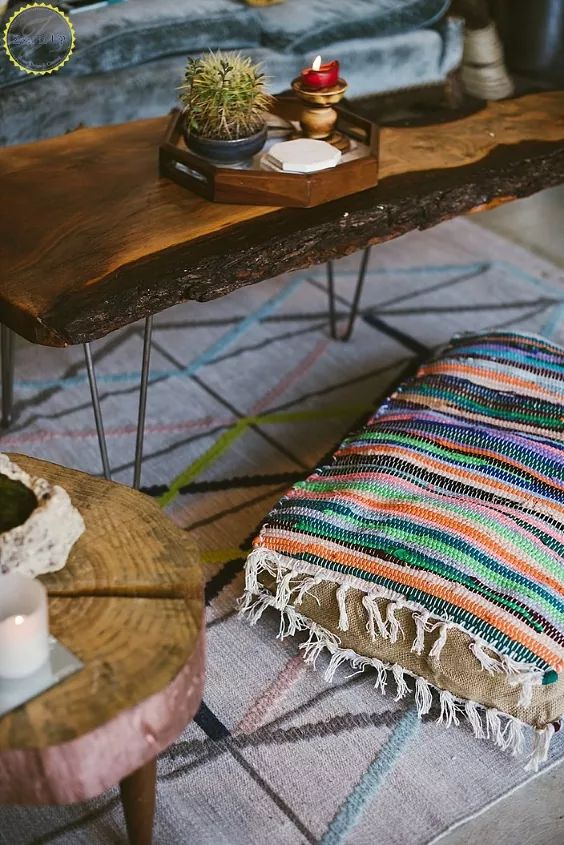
[158, 96, 379, 208]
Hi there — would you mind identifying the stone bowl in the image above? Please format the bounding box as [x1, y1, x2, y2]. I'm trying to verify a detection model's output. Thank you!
[0, 454, 84, 578]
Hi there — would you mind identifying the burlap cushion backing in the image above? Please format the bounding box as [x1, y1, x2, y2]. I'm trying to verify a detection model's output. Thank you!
[260, 573, 563, 727]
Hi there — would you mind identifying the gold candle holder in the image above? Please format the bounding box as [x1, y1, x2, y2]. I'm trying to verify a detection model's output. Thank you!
[291, 77, 350, 152]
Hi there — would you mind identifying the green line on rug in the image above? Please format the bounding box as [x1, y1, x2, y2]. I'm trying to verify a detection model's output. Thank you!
[158, 419, 248, 508]
[158, 404, 371, 509]
[201, 547, 249, 565]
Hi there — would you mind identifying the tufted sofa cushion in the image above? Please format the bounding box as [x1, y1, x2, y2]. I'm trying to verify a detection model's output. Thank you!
[252, 0, 451, 52]
[0, 0, 260, 87]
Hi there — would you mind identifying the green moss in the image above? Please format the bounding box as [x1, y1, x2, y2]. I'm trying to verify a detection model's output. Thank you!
[0, 473, 37, 534]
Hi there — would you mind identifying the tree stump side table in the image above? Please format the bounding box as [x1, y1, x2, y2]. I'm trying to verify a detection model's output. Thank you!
[0, 454, 205, 845]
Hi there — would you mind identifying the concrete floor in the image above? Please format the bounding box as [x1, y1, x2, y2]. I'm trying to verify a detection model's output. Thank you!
[472, 184, 564, 269]
[437, 186, 564, 845]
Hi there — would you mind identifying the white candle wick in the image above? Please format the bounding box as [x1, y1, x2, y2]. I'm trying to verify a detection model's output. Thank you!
[312, 55, 322, 71]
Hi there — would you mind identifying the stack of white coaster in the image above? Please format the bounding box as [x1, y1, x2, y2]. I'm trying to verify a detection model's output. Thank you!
[263, 139, 341, 173]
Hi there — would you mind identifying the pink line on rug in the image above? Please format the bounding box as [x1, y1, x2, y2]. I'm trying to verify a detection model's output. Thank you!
[250, 337, 330, 415]
[3, 335, 329, 450]
[235, 655, 307, 735]
[0, 415, 236, 448]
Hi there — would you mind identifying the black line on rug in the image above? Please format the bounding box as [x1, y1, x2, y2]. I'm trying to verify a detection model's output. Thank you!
[8, 324, 144, 425]
[361, 314, 429, 354]
[25, 679, 368, 845]
[211, 321, 328, 366]
[378, 296, 560, 316]
[27, 798, 123, 845]
[207, 608, 238, 629]
[366, 265, 490, 309]
[194, 701, 231, 740]
[230, 748, 319, 844]
[140, 360, 413, 498]
[205, 558, 246, 605]
[145, 311, 329, 330]
[150, 337, 309, 471]
[488, 304, 557, 332]
[192, 374, 309, 471]
[266, 358, 411, 415]
[167, 706, 408, 768]
[193, 706, 317, 842]
[186, 482, 290, 534]
[110, 424, 230, 477]
[180, 471, 304, 494]
[306, 275, 429, 354]
[159, 676, 401, 785]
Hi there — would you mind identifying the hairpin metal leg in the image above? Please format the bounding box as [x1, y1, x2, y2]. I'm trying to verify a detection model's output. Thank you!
[326, 261, 338, 340]
[1, 324, 15, 428]
[83, 342, 111, 480]
[133, 316, 153, 491]
[326, 246, 372, 342]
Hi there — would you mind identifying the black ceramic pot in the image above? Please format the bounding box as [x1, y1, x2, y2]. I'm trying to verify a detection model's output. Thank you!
[183, 125, 268, 165]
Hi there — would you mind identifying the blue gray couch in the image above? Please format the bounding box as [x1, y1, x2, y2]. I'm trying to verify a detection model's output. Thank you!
[0, 0, 463, 146]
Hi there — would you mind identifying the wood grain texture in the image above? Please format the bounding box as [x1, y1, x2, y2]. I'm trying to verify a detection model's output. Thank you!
[0, 456, 205, 804]
[1, 91, 563, 347]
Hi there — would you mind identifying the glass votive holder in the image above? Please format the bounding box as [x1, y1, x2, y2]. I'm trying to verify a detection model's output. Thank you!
[0, 572, 49, 680]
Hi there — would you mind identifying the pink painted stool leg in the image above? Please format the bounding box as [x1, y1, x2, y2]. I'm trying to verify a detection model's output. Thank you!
[119, 758, 157, 845]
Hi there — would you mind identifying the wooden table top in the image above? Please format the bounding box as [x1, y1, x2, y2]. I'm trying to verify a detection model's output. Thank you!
[0, 455, 205, 804]
[1, 91, 564, 347]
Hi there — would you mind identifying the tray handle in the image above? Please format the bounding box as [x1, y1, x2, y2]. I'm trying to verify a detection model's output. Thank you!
[159, 145, 213, 199]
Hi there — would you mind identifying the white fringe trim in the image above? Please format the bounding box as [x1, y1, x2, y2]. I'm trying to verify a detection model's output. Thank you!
[240, 548, 560, 771]
[245, 548, 546, 688]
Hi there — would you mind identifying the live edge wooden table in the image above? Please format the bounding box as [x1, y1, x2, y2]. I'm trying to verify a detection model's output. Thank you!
[0, 455, 205, 845]
[1, 92, 564, 485]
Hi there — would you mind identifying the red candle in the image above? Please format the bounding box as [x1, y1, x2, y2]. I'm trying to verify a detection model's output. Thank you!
[301, 55, 339, 90]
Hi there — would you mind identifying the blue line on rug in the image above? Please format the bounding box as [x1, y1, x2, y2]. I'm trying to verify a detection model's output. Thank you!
[319, 707, 420, 845]
[311, 260, 564, 297]
[14, 275, 304, 390]
[541, 302, 564, 338]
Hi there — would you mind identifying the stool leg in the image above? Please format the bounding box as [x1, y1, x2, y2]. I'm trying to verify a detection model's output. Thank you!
[119, 758, 157, 845]
[1, 325, 15, 428]
[83, 342, 112, 480]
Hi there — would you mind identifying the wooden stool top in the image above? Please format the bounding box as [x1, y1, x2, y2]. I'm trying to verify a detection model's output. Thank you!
[0, 455, 205, 804]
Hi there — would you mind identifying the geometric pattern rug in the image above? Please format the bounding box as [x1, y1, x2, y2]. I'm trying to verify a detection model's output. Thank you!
[1, 218, 563, 845]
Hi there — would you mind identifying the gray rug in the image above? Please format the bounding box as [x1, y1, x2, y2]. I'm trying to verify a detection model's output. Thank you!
[1, 218, 563, 845]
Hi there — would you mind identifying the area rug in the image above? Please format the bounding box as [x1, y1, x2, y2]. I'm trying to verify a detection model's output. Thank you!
[1, 218, 563, 845]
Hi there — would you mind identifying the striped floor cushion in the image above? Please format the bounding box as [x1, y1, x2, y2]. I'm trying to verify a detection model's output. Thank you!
[240, 331, 564, 770]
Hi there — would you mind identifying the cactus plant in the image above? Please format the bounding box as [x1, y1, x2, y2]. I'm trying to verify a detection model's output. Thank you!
[180, 51, 272, 141]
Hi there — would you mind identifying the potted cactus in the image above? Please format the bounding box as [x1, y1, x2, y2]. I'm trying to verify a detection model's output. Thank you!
[179, 51, 273, 165]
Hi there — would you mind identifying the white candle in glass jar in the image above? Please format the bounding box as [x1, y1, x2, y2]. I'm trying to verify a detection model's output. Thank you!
[0, 573, 49, 679]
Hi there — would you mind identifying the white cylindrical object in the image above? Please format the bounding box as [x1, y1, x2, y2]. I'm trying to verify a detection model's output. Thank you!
[0, 573, 49, 679]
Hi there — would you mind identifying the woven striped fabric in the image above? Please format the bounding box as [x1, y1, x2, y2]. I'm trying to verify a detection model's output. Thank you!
[248, 331, 564, 680]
